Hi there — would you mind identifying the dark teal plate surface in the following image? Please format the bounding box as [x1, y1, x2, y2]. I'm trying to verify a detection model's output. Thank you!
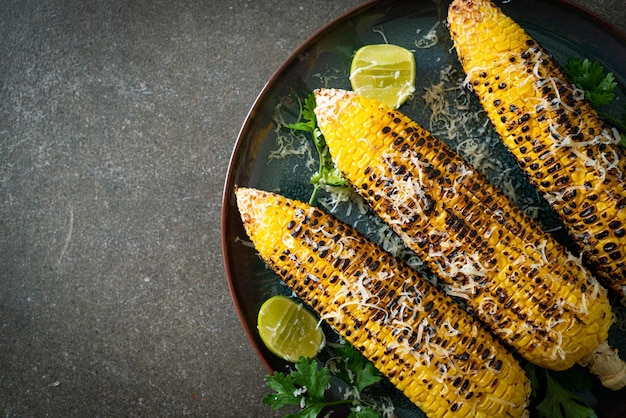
[222, 1, 626, 416]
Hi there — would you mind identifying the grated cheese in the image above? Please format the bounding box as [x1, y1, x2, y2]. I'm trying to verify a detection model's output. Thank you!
[268, 99, 316, 168]
[415, 22, 440, 49]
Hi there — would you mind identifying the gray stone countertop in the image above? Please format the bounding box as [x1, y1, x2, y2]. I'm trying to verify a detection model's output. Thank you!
[1, 0, 625, 417]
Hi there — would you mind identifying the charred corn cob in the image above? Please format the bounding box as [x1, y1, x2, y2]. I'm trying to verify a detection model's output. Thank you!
[447, 0, 626, 299]
[313, 88, 626, 388]
[236, 186, 531, 417]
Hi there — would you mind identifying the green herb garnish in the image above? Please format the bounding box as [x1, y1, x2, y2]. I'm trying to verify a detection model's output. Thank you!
[564, 58, 626, 145]
[565, 58, 617, 107]
[285, 93, 348, 204]
[263, 345, 386, 417]
[263, 356, 332, 418]
[330, 344, 382, 393]
[526, 363, 597, 418]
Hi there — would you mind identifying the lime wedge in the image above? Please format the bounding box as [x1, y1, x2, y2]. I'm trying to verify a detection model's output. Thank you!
[257, 295, 325, 362]
[349, 44, 416, 108]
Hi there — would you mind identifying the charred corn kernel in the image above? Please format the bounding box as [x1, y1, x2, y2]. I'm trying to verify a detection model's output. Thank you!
[236, 187, 531, 418]
[313, 88, 621, 382]
[447, 0, 626, 298]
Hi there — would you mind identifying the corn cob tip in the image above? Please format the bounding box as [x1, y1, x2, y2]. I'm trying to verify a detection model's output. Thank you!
[313, 87, 351, 102]
[579, 342, 626, 391]
[448, 0, 485, 23]
[313, 88, 356, 126]
[234, 186, 267, 238]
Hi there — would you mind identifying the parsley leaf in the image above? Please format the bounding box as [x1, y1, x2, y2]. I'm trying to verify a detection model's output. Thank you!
[285, 92, 348, 204]
[285, 94, 317, 133]
[264, 347, 389, 417]
[263, 370, 303, 410]
[333, 344, 382, 392]
[525, 363, 597, 418]
[536, 371, 597, 418]
[563, 58, 626, 146]
[348, 405, 381, 418]
[286, 402, 326, 418]
[565, 58, 617, 107]
[553, 364, 594, 394]
[263, 357, 334, 418]
[291, 356, 330, 402]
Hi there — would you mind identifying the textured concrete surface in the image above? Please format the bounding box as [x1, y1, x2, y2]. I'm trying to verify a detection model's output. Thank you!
[1, 0, 624, 417]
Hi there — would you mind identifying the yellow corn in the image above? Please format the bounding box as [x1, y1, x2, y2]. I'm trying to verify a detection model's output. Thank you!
[313, 88, 623, 385]
[447, 0, 626, 299]
[236, 187, 531, 417]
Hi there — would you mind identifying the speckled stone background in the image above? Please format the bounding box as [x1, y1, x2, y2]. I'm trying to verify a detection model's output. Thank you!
[1, 0, 624, 417]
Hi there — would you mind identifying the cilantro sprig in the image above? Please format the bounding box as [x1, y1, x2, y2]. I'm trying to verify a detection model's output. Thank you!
[263, 343, 385, 418]
[565, 58, 617, 107]
[526, 363, 597, 418]
[564, 58, 626, 145]
[285, 93, 348, 204]
[329, 344, 382, 393]
[263, 357, 335, 418]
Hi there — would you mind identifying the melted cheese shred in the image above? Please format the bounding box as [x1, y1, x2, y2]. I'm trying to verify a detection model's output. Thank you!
[313, 88, 615, 375]
[236, 187, 531, 417]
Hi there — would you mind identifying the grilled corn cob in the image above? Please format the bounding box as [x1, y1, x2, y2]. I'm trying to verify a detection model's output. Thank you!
[313, 88, 626, 388]
[236, 186, 531, 417]
[447, 0, 626, 299]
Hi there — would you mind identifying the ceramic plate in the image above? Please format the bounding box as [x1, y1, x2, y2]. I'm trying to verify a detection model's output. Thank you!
[222, 0, 626, 416]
